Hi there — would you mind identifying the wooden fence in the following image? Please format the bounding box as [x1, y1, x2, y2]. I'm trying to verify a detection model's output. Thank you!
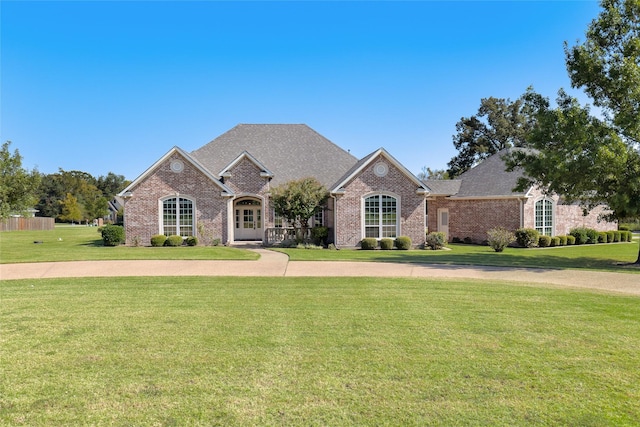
[0, 217, 55, 231]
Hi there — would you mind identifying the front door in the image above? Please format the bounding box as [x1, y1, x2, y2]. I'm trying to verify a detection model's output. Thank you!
[234, 199, 262, 241]
[437, 208, 449, 241]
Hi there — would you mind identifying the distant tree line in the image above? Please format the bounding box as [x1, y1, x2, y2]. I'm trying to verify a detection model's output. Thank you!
[36, 169, 130, 223]
[1, 141, 129, 223]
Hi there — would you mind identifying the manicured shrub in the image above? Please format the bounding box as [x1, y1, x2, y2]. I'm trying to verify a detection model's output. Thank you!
[425, 232, 446, 250]
[150, 234, 167, 247]
[557, 235, 568, 246]
[296, 243, 323, 249]
[280, 239, 297, 248]
[452, 237, 463, 244]
[566, 235, 576, 245]
[606, 231, 615, 243]
[598, 232, 608, 243]
[486, 227, 515, 252]
[185, 236, 198, 246]
[623, 230, 633, 242]
[515, 228, 539, 248]
[569, 228, 589, 245]
[538, 235, 551, 248]
[619, 225, 630, 231]
[311, 226, 329, 246]
[586, 228, 599, 244]
[101, 224, 125, 246]
[395, 236, 412, 250]
[613, 230, 621, 242]
[463, 237, 473, 244]
[550, 236, 561, 247]
[380, 238, 394, 250]
[165, 235, 184, 247]
[361, 238, 377, 250]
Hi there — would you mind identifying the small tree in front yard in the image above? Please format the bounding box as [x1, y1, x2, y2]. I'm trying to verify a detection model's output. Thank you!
[487, 227, 516, 252]
[271, 177, 328, 242]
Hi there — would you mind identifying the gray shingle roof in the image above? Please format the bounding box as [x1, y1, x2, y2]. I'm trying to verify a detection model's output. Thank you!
[452, 148, 528, 198]
[190, 124, 358, 187]
[422, 179, 462, 196]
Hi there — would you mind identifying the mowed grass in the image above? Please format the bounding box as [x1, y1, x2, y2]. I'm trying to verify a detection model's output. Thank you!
[276, 240, 640, 273]
[0, 226, 258, 263]
[2, 276, 639, 426]
[2, 227, 639, 273]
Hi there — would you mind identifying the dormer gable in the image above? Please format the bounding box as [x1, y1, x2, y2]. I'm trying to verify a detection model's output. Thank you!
[331, 148, 429, 196]
[118, 146, 233, 198]
[219, 151, 274, 179]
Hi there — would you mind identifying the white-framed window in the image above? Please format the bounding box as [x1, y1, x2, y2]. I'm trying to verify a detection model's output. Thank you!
[364, 194, 398, 238]
[535, 198, 554, 236]
[273, 210, 288, 228]
[161, 197, 194, 237]
[313, 209, 324, 227]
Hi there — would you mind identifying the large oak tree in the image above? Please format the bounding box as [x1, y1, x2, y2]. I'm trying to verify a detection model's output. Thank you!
[509, 0, 640, 264]
[447, 94, 539, 178]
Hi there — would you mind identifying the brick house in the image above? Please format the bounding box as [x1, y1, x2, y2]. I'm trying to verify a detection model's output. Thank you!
[424, 148, 616, 243]
[119, 125, 615, 247]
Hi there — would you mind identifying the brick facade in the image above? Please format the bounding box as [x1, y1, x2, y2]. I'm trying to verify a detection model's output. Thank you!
[427, 197, 522, 243]
[523, 187, 615, 235]
[426, 186, 616, 244]
[334, 155, 426, 247]
[122, 153, 228, 246]
[121, 134, 617, 248]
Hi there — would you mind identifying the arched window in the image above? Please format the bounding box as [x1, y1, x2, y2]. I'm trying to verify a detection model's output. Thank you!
[364, 194, 398, 238]
[534, 198, 553, 236]
[162, 197, 194, 237]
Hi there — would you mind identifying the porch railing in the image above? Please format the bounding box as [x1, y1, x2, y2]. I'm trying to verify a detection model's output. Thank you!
[264, 227, 310, 245]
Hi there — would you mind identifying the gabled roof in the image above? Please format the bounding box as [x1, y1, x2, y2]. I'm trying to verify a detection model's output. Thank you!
[219, 151, 274, 179]
[423, 179, 462, 196]
[450, 148, 530, 199]
[190, 124, 358, 187]
[118, 146, 232, 197]
[331, 147, 429, 195]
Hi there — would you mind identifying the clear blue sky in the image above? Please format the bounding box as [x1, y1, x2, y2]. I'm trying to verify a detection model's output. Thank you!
[1, 1, 601, 181]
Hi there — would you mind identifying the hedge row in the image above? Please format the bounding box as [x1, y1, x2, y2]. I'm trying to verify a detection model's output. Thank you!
[515, 227, 633, 248]
[151, 234, 199, 247]
[361, 236, 412, 250]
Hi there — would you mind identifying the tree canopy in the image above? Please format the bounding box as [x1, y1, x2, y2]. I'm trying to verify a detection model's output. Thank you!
[565, 0, 640, 143]
[446, 94, 539, 178]
[508, 0, 640, 264]
[0, 141, 41, 219]
[35, 169, 128, 222]
[270, 177, 328, 241]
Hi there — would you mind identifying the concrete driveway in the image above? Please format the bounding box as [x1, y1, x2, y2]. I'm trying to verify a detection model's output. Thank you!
[1, 249, 639, 296]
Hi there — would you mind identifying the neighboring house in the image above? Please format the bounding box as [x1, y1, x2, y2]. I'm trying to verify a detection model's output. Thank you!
[106, 196, 124, 224]
[119, 125, 616, 247]
[424, 148, 616, 243]
[119, 124, 428, 247]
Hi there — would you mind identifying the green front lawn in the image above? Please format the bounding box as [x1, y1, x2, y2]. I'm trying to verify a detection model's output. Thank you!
[275, 242, 640, 272]
[0, 226, 258, 263]
[2, 276, 639, 426]
[2, 226, 638, 273]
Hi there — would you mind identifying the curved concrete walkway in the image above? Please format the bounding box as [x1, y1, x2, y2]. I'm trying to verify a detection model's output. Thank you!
[1, 249, 639, 296]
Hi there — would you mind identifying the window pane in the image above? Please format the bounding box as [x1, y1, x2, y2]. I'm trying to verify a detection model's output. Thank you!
[364, 194, 397, 238]
[365, 227, 379, 238]
[535, 199, 553, 236]
[178, 198, 193, 237]
[163, 198, 177, 236]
